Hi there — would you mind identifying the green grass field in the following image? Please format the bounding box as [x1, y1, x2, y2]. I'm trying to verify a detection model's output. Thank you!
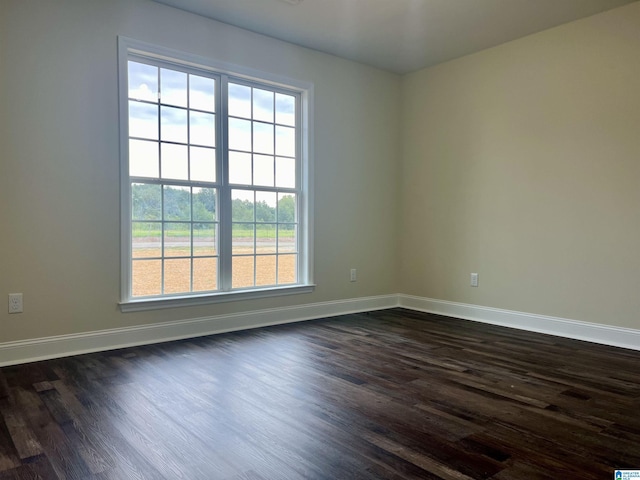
[132, 226, 295, 238]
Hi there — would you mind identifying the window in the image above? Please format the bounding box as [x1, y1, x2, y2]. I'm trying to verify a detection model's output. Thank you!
[119, 39, 313, 310]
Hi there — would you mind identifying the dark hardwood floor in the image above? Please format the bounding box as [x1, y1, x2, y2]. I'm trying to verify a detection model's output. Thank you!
[1, 308, 639, 479]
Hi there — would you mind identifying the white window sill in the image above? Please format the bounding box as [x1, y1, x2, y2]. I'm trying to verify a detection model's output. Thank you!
[119, 284, 316, 313]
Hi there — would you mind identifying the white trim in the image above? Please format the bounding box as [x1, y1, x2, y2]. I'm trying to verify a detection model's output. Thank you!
[120, 284, 315, 312]
[398, 294, 640, 352]
[300, 84, 314, 287]
[0, 295, 397, 367]
[3, 294, 639, 367]
[118, 37, 131, 302]
[119, 36, 314, 92]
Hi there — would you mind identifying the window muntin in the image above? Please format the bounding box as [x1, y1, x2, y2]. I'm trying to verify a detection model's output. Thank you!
[124, 55, 304, 301]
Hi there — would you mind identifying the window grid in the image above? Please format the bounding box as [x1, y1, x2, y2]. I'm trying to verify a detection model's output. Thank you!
[230, 187, 298, 290]
[130, 184, 219, 297]
[127, 56, 301, 299]
[227, 81, 298, 290]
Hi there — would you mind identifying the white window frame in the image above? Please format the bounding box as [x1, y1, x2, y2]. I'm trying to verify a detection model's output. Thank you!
[118, 37, 314, 312]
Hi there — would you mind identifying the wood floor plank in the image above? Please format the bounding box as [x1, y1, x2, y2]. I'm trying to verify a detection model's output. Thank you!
[0, 374, 9, 400]
[1, 308, 640, 479]
[12, 387, 94, 479]
[0, 397, 42, 461]
[0, 419, 20, 472]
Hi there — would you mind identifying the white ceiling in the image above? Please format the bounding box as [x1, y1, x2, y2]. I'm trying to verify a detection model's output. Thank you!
[153, 0, 637, 74]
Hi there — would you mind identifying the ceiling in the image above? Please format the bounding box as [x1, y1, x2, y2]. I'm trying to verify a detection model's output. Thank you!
[153, 0, 637, 74]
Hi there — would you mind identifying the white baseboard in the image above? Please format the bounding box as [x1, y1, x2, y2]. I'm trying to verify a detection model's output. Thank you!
[2, 293, 638, 367]
[0, 294, 398, 367]
[398, 294, 640, 352]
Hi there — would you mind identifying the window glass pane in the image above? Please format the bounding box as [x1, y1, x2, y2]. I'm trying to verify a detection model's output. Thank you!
[229, 151, 251, 185]
[161, 106, 188, 143]
[189, 75, 215, 112]
[277, 193, 296, 223]
[275, 93, 295, 126]
[129, 101, 158, 140]
[190, 111, 215, 147]
[129, 139, 159, 178]
[132, 222, 161, 258]
[193, 187, 216, 221]
[193, 257, 217, 291]
[277, 254, 297, 284]
[253, 154, 274, 187]
[164, 258, 191, 294]
[193, 223, 217, 256]
[132, 183, 161, 221]
[160, 68, 187, 107]
[164, 223, 191, 257]
[233, 223, 254, 255]
[228, 83, 251, 119]
[256, 255, 276, 286]
[253, 122, 274, 155]
[256, 224, 276, 254]
[164, 185, 191, 221]
[129, 62, 157, 102]
[275, 126, 295, 157]
[232, 190, 254, 222]
[229, 118, 251, 152]
[131, 222, 162, 258]
[275, 157, 295, 188]
[255, 191, 277, 222]
[253, 88, 273, 123]
[161, 143, 188, 180]
[232, 256, 254, 289]
[132, 259, 161, 296]
[278, 225, 296, 253]
[190, 146, 216, 183]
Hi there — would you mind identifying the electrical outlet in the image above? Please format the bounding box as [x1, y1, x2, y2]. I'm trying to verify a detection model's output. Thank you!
[350, 268, 357, 282]
[470, 273, 479, 287]
[8, 293, 23, 314]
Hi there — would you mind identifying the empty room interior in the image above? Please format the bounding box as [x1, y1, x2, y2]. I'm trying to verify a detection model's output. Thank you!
[1, 0, 640, 478]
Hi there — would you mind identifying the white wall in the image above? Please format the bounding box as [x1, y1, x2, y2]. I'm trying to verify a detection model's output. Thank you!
[400, 2, 640, 329]
[0, 0, 400, 342]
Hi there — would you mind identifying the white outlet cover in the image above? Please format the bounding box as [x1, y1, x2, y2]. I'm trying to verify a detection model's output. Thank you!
[8, 293, 23, 313]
